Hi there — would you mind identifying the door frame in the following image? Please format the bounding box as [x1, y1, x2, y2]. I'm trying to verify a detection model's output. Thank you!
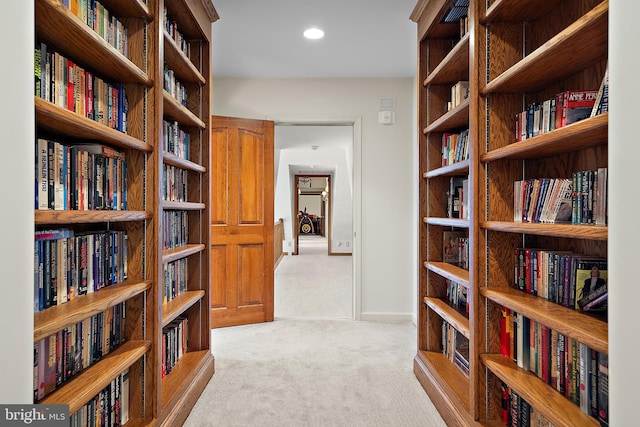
[294, 174, 331, 255]
[270, 114, 362, 321]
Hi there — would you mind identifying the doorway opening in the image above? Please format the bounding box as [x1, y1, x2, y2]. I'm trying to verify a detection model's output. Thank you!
[294, 175, 330, 255]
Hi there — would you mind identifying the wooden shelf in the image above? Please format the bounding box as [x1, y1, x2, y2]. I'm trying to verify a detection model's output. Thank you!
[416, 351, 470, 412]
[424, 159, 470, 179]
[162, 291, 205, 328]
[424, 100, 469, 134]
[164, 152, 206, 173]
[482, 0, 557, 23]
[423, 217, 470, 229]
[425, 297, 470, 339]
[480, 287, 608, 354]
[35, 0, 152, 86]
[480, 113, 608, 162]
[162, 244, 206, 264]
[163, 90, 206, 128]
[161, 350, 215, 411]
[102, 0, 151, 18]
[481, 221, 608, 241]
[34, 280, 151, 342]
[424, 33, 470, 86]
[35, 98, 153, 153]
[481, 2, 608, 94]
[162, 201, 206, 211]
[424, 261, 470, 287]
[35, 209, 150, 225]
[40, 340, 152, 414]
[481, 354, 599, 427]
[163, 32, 206, 84]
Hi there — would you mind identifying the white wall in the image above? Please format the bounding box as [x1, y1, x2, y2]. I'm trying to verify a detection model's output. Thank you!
[609, 1, 638, 424]
[0, 2, 35, 403]
[212, 77, 415, 320]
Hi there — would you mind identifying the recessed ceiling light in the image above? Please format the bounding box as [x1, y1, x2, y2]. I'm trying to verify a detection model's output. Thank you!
[304, 28, 324, 40]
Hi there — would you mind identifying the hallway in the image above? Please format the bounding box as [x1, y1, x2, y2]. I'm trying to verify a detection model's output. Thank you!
[274, 234, 353, 319]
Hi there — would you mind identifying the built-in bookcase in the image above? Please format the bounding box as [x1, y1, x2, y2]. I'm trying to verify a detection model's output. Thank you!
[33, 0, 217, 424]
[411, 0, 608, 425]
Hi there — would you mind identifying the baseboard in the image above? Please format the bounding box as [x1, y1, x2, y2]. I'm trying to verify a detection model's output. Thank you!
[360, 312, 413, 323]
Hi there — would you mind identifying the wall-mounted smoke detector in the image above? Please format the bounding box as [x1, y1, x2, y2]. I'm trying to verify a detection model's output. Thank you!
[311, 145, 320, 150]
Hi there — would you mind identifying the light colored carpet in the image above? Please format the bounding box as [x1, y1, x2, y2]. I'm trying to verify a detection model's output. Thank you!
[183, 319, 447, 427]
[183, 235, 445, 426]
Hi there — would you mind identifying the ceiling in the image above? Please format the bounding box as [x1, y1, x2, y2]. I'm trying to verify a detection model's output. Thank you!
[210, 0, 419, 161]
[211, 0, 419, 79]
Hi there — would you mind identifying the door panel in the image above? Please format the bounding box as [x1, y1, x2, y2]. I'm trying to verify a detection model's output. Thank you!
[210, 116, 274, 328]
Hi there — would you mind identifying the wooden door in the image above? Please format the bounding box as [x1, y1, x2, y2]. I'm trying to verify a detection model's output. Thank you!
[210, 116, 274, 327]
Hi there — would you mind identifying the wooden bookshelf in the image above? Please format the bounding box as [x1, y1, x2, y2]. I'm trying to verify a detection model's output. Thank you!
[411, 0, 477, 423]
[155, 1, 218, 425]
[475, 0, 609, 425]
[33, 0, 218, 424]
[411, 0, 608, 424]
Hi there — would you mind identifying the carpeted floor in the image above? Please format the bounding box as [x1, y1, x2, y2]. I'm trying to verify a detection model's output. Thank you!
[182, 236, 446, 427]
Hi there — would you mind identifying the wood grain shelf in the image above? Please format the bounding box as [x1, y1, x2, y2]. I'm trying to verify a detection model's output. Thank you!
[35, 209, 150, 225]
[480, 113, 608, 162]
[482, 0, 557, 23]
[481, 221, 608, 241]
[162, 291, 206, 328]
[162, 201, 206, 211]
[416, 351, 470, 412]
[481, 354, 599, 427]
[163, 32, 206, 84]
[40, 340, 152, 414]
[424, 100, 469, 134]
[35, 0, 152, 86]
[481, 1, 608, 94]
[162, 244, 206, 264]
[161, 350, 214, 410]
[34, 280, 151, 342]
[35, 98, 153, 153]
[163, 152, 207, 173]
[481, 287, 607, 354]
[102, 0, 151, 18]
[424, 159, 470, 179]
[424, 33, 470, 86]
[163, 90, 206, 128]
[425, 297, 470, 339]
[423, 217, 470, 229]
[424, 261, 470, 287]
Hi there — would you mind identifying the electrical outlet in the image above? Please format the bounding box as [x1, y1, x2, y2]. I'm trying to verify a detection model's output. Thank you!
[346, 241, 350, 247]
[338, 241, 343, 247]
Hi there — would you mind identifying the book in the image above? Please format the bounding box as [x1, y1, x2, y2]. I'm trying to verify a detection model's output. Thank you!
[443, 230, 466, 266]
[591, 63, 609, 117]
[598, 353, 609, 426]
[574, 258, 607, 310]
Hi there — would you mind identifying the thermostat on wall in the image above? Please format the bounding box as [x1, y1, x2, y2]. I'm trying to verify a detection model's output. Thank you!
[378, 110, 395, 125]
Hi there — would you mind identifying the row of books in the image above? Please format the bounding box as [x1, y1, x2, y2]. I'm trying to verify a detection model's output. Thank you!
[500, 309, 608, 423]
[163, 258, 188, 305]
[60, 0, 129, 57]
[162, 164, 188, 202]
[34, 304, 125, 401]
[36, 139, 127, 211]
[163, 65, 189, 107]
[513, 168, 608, 225]
[501, 383, 555, 427]
[34, 229, 128, 312]
[571, 168, 608, 226]
[69, 369, 130, 427]
[443, 230, 469, 270]
[163, 210, 189, 250]
[514, 248, 607, 312]
[514, 89, 598, 142]
[445, 279, 469, 314]
[34, 43, 128, 133]
[441, 321, 469, 378]
[162, 6, 191, 58]
[163, 119, 190, 160]
[162, 316, 188, 378]
[448, 80, 469, 112]
[441, 128, 470, 166]
[446, 177, 469, 219]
